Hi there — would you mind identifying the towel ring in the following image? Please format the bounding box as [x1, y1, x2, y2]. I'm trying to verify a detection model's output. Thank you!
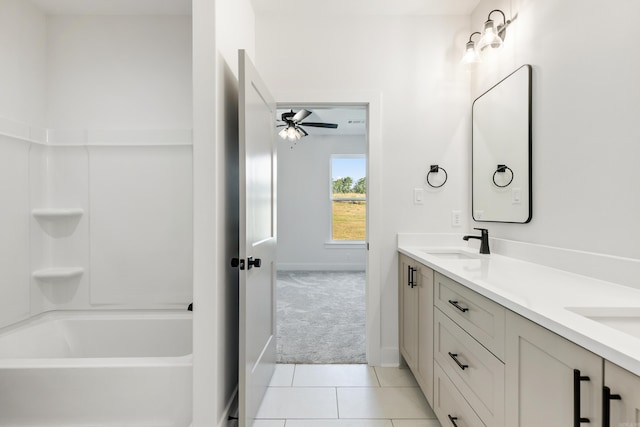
[493, 164, 514, 188]
[427, 165, 447, 188]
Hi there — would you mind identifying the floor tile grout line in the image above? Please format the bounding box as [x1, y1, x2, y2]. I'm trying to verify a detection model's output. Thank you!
[373, 365, 382, 387]
[291, 364, 297, 387]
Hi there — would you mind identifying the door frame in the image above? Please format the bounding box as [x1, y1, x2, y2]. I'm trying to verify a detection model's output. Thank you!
[275, 92, 382, 365]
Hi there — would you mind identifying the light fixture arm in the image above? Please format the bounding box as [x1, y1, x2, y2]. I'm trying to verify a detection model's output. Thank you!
[467, 31, 481, 44]
[486, 9, 512, 40]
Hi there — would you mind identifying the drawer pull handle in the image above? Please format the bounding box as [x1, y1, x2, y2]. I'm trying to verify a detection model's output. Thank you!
[448, 300, 469, 313]
[603, 386, 622, 427]
[448, 352, 469, 370]
[573, 369, 591, 426]
[447, 415, 459, 427]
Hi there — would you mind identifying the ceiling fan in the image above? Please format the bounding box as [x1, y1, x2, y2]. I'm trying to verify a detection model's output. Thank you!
[277, 109, 338, 141]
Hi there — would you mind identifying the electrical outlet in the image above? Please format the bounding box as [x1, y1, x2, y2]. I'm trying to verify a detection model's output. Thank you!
[451, 210, 462, 227]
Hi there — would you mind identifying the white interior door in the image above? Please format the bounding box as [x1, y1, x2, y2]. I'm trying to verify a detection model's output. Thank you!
[238, 49, 277, 427]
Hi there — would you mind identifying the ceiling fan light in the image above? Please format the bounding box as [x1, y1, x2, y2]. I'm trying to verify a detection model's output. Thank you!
[278, 128, 288, 139]
[286, 126, 298, 141]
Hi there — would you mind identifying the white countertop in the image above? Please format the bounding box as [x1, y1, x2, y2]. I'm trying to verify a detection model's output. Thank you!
[398, 244, 640, 376]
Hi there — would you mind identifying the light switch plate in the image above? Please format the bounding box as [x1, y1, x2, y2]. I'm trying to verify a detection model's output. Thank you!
[414, 188, 424, 205]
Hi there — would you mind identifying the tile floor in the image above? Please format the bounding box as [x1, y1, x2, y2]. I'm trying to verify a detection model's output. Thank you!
[251, 364, 442, 427]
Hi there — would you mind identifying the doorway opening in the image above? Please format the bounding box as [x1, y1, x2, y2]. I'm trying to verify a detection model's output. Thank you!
[275, 105, 368, 364]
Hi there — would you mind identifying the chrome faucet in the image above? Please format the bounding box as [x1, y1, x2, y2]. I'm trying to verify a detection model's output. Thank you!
[463, 228, 490, 254]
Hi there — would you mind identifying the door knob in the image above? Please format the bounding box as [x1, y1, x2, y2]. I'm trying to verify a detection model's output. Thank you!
[231, 258, 245, 270]
[247, 257, 262, 269]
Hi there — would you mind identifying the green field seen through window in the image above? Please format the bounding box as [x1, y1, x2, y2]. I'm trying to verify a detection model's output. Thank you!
[332, 157, 366, 241]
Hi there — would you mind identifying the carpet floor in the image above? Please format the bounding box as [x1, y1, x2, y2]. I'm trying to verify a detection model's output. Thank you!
[276, 270, 366, 364]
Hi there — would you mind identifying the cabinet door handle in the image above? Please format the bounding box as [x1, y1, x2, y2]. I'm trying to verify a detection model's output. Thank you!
[573, 369, 591, 426]
[448, 352, 469, 370]
[408, 266, 417, 288]
[447, 415, 459, 427]
[448, 300, 469, 313]
[603, 386, 622, 427]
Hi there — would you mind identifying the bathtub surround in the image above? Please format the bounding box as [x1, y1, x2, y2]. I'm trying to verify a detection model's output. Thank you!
[276, 271, 366, 364]
[0, 8, 193, 330]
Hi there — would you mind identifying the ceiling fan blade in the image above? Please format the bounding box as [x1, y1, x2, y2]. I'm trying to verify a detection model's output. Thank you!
[292, 109, 312, 122]
[298, 122, 338, 129]
[281, 111, 295, 121]
[276, 124, 286, 128]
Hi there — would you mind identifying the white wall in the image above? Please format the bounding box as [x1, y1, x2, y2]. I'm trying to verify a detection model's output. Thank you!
[256, 14, 471, 364]
[192, 0, 255, 425]
[0, 0, 46, 329]
[278, 134, 367, 270]
[0, 0, 46, 131]
[45, 15, 192, 130]
[470, 0, 640, 260]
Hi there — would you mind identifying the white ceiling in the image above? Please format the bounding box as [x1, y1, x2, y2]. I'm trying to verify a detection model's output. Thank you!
[277, 107, 367, 137]
[30, 0, 192, 15]
[31, 0, 480, 16]
[252, 0, 481, 16]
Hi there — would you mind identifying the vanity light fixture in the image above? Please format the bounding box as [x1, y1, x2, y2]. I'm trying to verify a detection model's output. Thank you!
[463, 9, 514, 67]
[477, 9, 512, 51]
[461, 31, 482, 66]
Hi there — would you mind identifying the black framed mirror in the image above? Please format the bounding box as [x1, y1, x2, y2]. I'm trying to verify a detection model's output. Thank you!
[472, 64, 532, 223]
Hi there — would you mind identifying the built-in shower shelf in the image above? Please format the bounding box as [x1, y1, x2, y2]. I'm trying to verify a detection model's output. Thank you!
[33, 267, 84, 281]
[32, 208, 84, 220]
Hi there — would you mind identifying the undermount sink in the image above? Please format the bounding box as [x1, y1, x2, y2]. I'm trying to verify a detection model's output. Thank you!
[420, 250, 479, 260]
[566, 307, 640, 340]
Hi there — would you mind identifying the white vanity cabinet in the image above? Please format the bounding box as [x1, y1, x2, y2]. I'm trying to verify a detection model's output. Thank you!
[604, 360, 640, 427]
[398, 254, 434, 404]
[433, 272, 505, 427]
[399, 249, 640, 427]
[505, 311, 603, 427]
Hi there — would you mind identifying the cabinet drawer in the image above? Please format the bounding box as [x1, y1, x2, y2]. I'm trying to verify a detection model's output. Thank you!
[434, 272, 505, 359]
[604, 360, 640, 427]
[435, 309, 505, 427]
[434, 362, 486, 427]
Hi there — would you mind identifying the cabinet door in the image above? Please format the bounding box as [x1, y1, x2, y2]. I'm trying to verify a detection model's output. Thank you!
[604, 360, 640, 427]
[398, 254, 418, 369]
[505, 311, 602, 427]
[416, 262, 434, 404]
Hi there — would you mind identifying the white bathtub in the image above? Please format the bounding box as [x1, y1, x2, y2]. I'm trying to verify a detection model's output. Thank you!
[0, 310, 192, 427]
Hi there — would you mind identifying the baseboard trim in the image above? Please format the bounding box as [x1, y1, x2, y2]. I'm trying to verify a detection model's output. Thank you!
[379, 346, 400, 367]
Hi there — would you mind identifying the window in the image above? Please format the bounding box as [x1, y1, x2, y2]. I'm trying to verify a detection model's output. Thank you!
[331, 155, 366, 241]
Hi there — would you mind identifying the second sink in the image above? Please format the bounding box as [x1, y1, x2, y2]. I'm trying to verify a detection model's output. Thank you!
[566, 307, 640, 340]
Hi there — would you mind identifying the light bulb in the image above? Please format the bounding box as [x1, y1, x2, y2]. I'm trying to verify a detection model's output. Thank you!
[286, 126, 297, 141]
[278, 128, 288, 139]
[461, 40, 480, 67]
[478, 19, 503, 51]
